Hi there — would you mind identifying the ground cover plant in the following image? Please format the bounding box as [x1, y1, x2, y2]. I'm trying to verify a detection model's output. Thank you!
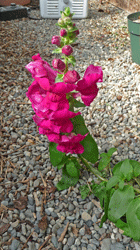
[26, 7, 140, 241]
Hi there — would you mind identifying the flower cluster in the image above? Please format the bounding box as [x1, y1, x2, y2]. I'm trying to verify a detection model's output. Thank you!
[26, 7, 103, 155]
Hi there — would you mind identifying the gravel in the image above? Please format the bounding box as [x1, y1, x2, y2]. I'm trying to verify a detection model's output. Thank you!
[0, 0, 140, 249]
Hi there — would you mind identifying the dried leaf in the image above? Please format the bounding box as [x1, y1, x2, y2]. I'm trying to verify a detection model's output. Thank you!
[48, 186, 56, 194]
[36, 155, 41, 161]
[0, 224, 10, 235]
[14, 196, 27, 210]
[72, 225, 78, 236]
[38, 215, 48, 230]
[84, 224, 92, 235]
[27, 139, 35, 145]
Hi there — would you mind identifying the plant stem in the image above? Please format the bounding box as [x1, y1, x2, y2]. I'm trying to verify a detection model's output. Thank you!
[64, 56, 68, 73]
[78, 155, 140, 194]
[78, 155, 108, 182]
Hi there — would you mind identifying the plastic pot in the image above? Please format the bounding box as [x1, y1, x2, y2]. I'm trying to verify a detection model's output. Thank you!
[127, 12, 140, 65]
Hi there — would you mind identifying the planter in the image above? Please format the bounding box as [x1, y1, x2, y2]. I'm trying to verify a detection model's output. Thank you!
[127, 12, 140, 65]
[0, 0, 30, 6]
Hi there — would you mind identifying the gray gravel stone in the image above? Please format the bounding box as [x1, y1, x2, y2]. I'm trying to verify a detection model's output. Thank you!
[10, 239, 20, 250]
[111, 243, 125, 250]
[67, 237, 75, 246]
[101, 238, 111, 250]
[51, 235, 58, 248]
[81, 212, 91, 221]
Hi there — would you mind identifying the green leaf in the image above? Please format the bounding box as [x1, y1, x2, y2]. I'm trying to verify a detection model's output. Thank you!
[115, 218, 130, 236]
[67, 55, 76, 66]
[49, 142, 65, 167]
[64, 7, 71, 16]
[71, 115, 98, 163]
[79, 184, 90, 199]
[66, 160, 79, 177]
[55, 73, 64, 83]
[72, 99, 86, 108]
[98, 148, 117, 171]
[119, 180, 125, 190]
[100, 190, 111, 227]
[57, 155, 70, 170]
[108, 185, 135, 223]
[120, 159, 133, 181]
[107, 147, 117, 157]
[106, 176, 120, 191]
[98, 154, 110, 171]
[126, 197, 140, 241]
[130, 160, 140, 177]
[56, 166, 79, 190]
[52, 48, 62, 54]
[113, 161, 124, 178]
[91, 182, 107, 209]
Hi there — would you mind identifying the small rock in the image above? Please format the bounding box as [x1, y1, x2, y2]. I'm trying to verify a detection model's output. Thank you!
[20, 235, 27, 243]
[75, 238, 80, 246]
[68, 203, 75, 211]
[11, 220, 19, 228]
[79, 227, 85, 236]
[51, 235, 58, 248]
[81, 212, 91, 221]
[67, 236, 75, 246]
[10, 239, 20, 250]
[101, 238, 111, 250]
[34, 179, 40, 188]
[111, 242, 125, 250]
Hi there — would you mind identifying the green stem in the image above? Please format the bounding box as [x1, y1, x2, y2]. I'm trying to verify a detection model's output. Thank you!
[64, 56, 68, 74]
[78, 155, 140, 194]
[78, 155, 108, 182]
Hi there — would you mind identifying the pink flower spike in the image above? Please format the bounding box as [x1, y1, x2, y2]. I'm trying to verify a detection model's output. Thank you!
[60, 29, 67, 37]
[51, 36, 61, 46]
[56, 133, 88, 154]
[50, 109, 81, 120]
[63, 70, 80, 84]
[84, 65, 103, 82]
[32, 53, 42, 61]
[35, 77, 50, 91]
[50, 82, 76, 94]
[52, 59, 66, 71]
[62, 45, 73, 56]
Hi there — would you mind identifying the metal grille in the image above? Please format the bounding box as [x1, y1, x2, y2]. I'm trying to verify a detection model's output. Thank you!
[47, 0, 59, 15]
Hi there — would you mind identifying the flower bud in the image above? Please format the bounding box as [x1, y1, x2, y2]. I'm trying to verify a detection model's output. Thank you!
[51, 36, 61, 47]
[62, 45, 73, 56]
[63, 17, 71, 25]
[58, 18, 64, 26]
[60, 29, 67, 37]
[52, 58, 66, 71]
[63, 70, 80, 84]
[75, 29, 79, 36]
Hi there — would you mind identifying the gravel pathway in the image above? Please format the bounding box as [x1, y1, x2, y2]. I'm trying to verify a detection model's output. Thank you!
[0, 0, 140, 249]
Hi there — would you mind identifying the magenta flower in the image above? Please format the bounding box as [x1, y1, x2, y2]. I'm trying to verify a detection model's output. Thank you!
[32, 53, 42, 61]
[84, 65, 103, 82]
[63, 70, 80, 84]
[52, 58, 66, 71]
[49, 82, 76, 94]
[51, 36, 61, 46]
[25, 54, 57, 84]
[33, 115, 73, 134]
[26, 80, 69, 116]
[60, 29, 67, 37]
[76, 65, 103, 106]
[62, 45, 73, 56]
[47, 133, 88, 154]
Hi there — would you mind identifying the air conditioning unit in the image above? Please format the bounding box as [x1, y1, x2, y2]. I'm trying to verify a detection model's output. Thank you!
[40, 0, 88, 19]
